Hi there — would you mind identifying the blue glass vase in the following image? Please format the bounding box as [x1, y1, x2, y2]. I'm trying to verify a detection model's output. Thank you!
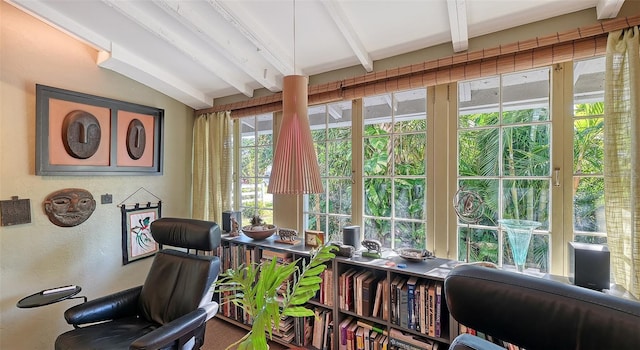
[498, 219, 541, 273]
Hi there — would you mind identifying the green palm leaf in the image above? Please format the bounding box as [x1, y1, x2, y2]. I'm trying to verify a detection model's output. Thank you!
[215, 244, 336, 349]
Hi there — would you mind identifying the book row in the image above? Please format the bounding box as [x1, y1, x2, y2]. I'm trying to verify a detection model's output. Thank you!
[215, 239, 453, 349]
[337, 268, 447, 339]
[337, 318, 440, 350]
[390, 276, 446, 338]
[217, 243, 294, 272]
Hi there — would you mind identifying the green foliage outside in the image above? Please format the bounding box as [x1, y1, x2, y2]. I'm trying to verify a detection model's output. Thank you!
[458, 107, 551, 271]
[573, 102, 605, 239]
[238, 98, 605, 270]
[307, 126, 353, 239]
[362, 119, 427, 249]
[240, 130, 274, 226]
[457, 102, 605, 272]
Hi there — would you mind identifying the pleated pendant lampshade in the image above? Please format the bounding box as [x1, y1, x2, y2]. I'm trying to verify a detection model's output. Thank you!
[267, 75, 323, 194]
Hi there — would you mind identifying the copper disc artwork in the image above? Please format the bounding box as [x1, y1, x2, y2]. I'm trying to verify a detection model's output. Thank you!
[126, 119, 146, 160]
[62, 110, 101, 159]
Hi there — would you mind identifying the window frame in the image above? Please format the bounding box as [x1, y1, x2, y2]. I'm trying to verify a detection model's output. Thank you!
[361, 89, 429, 250]
[454, 67, 554, 273]
[237, 113, 275, 227]
[303, 101, 354, 241]
[231, 58, 607, 276]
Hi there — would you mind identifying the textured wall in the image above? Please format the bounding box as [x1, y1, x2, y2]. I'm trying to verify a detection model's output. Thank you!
[0, 3, 194, 348]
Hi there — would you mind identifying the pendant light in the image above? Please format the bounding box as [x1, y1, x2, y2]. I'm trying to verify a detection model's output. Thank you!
[267, 0, 322, 195]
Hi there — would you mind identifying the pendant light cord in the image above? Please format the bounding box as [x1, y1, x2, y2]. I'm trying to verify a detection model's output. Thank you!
[293, 0, 296, 73]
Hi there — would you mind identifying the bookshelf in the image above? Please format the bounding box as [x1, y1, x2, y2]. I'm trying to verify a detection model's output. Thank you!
[335, 254, 456, 350]
[215, 234, 458, 350]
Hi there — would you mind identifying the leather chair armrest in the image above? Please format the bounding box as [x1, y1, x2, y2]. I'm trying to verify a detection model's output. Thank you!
[200, 300, 219, 321]
[129, 308, 208, 350]
[445, 265, 640, 350]
[450, 334, 505, 350]
[64, 286, 142, 326]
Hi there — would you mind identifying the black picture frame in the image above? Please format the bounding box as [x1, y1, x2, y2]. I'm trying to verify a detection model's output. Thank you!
[35, 84, 164, 175]
[121, 202, 162, 265]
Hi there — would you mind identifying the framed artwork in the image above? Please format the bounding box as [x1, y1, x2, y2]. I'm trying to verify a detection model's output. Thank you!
[0, 197, 31, 226]
[35, 84, 164, 175]
[305, 230, 324, 248]
[121, 202, 161, 265]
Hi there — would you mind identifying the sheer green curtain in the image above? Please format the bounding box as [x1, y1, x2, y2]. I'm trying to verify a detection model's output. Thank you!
[192, 111, 233, 223]
[604, 26, 639, 298]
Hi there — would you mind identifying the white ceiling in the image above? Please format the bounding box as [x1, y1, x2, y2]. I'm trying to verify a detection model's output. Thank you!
[7, 0, 625, 110]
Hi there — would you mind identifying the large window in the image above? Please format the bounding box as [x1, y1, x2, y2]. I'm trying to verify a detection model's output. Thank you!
[239, 113, 274, 227]
[304, 101, 353, 241]
[457, 68, 552, 272]
[232, 56, 607, 276]
[363, 89, 427, 249]
[572, 56, 606, 244]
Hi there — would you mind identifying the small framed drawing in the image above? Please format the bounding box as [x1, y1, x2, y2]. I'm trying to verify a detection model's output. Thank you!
[305, 230, 324, 248]
[121, 202, 162, 265]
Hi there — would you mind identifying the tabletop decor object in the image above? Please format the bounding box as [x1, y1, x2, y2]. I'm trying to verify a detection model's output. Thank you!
[453, 187, 485, 263]
[241, 225, 277, 240]
[242, 215, 277, 240]
[498, 219, 541, 273]
[275, 227, 299, 245]
[229, 216, 240, 237]
[329, 241, 355, 257]
[396, 248, 434, 262]
[304, 230, 324, 247]
[361, 239, 382, 258]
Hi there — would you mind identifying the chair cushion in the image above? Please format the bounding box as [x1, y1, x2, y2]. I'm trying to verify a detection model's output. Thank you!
[139, 250, 220, 325]
[150, 218, 221, 251]
[54, 317, 164, 350]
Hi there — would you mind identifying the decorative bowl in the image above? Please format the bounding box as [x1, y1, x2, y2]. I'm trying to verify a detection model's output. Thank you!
[242, 225, 277, 240]
[397, 248, 434, 262]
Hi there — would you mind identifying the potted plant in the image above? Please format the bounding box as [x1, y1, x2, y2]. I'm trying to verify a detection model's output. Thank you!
[216, 244, 336, 349]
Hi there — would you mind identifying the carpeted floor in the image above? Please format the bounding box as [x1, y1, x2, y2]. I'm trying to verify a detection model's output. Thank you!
[203, 317, 288, 350]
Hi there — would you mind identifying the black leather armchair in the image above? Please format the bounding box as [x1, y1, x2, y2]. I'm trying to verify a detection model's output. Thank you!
[444, 264, 640, 350]
[55, 218, 222, 350]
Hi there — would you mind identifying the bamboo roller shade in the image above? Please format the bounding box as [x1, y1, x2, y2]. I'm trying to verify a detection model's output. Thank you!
[198, 14, 640, 119]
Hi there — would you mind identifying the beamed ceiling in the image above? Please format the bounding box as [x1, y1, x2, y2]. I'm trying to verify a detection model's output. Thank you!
[6, 0, 627, 109]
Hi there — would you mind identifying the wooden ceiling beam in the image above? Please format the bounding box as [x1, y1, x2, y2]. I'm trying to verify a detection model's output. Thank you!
[209, 0, 294, 77]
[103, 0, 254, 98]
[322, 0, 374, 72]
[447, 0, 469, 53]
[157, 0, 282, 92]
[98, 45, 212, 108]
[596, 0, 625, 19]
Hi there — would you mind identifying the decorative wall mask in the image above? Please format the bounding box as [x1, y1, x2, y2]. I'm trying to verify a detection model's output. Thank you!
[126, 119, 146, 160]
[62, 110, 101, 159]
[43, 188, 96, 227]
